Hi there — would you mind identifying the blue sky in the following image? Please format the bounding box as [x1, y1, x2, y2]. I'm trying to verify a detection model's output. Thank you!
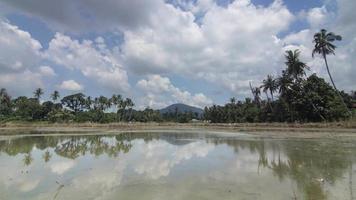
[0, 0, 355, 109]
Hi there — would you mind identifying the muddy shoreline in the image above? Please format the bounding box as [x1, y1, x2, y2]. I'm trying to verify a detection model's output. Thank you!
[1, 122, 356, 138]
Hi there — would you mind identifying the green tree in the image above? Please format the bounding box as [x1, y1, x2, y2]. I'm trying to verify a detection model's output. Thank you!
[34, 88, 44, 100]
[125, 98, 134, 121]
[285, 50, 309, 81]
[51, 91, 60, 103]
[13, 96, 42, 120]
[312, 29, 350, 115]
[249, 82, 261, 105]
[262, 75, 277, 101]
[61, 93, 87, 113]
[0, 88, 12, 116]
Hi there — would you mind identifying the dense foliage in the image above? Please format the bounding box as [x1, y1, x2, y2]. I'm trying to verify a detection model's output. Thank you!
[0, 89, 202, 123]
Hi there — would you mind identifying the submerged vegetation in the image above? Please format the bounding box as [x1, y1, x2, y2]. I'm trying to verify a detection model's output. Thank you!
[0, 29, 355, 124]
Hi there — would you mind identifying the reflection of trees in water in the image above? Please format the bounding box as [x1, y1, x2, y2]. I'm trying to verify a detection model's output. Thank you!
[0, 132, 199, 163]
[0, 134, 133, 162]
[210, 138, 355, 200]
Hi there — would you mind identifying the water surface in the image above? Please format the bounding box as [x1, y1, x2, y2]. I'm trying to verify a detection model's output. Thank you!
[0, 131, 355, 200]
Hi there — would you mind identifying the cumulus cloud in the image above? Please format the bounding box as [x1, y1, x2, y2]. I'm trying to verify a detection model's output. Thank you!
[0, 19, 45, 95]
[58, 80, 83, 91]
[0, 20, 42, 72]
[38, 65, 56, 76]
[303, 6, 329, 28]
[122, 0, 294, 96]
[137, 75, 212, 109]
[45, 33, 130, 92]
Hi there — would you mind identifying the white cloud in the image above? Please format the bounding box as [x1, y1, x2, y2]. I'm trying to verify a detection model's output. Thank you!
[45, 33, 130, 92]
[0, 20, 42, 73]
[305, 6, 328, 28]
[38, 65, 56, 76]
[58, 80, 83, 91]
[137, 75, 212, 108]
[0, 19, 45, 95]
[122, 0, 294, 97]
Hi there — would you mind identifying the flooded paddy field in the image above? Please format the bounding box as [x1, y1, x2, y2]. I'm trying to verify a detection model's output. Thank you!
[0, 130, 355, 200]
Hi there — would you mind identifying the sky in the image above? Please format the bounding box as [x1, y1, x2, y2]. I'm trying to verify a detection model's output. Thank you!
[0, 0, 355, 109]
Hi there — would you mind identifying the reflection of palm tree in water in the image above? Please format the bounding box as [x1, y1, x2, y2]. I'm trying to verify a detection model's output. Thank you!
[43, 150, 52, 163]
[267, 141, 353, 200]
[211, 138, 355, 200]
[23, 153, 33, 166]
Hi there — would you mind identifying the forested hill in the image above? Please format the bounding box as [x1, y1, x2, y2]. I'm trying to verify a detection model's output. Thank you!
[160, 103, 203, 115]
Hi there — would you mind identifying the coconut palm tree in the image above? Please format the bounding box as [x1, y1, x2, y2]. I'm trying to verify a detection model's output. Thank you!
[312, 29, 342, 90]
[51, 91, 60, 103]
[285, 50, 309, 81]
[277, 70, 293, 97]
[34, 88, 44, 100]
[86, 96, 93, 110]
[249, 82, 261, 105]
[125, 98, 134, 121]
[312, 29, 350, 114]
[229, 97, 236, 104]
[98, 96, 110, 111]
[262, 75, 277, 101]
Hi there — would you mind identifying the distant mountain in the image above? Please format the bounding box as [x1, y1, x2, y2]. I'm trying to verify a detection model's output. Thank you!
[159, 103, 204, 116]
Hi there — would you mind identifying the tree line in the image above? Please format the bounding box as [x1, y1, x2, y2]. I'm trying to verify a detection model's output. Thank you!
[0, 88, 200, 123]
[204, 29, 356, 123]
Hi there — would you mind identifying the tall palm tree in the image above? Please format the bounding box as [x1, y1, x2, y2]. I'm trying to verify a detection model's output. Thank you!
[229, 97, 236, 104]
[277, 70, 293, 97]
[249, 82, 261, 105]
[86, 96, 93, 110]
[34, 88, 44, 100]
[51, 90, 60, 102]
[125, 98, 135, 121]
[262, 75, 277, 101]
[110, 94, 122, 110]
[312, 29, 341, 90]
[312, 29, 350, 114]
[98, 96, 110, 111]
[285, 50, 309, 81]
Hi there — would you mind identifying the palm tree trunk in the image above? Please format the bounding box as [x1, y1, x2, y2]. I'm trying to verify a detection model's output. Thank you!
[323, 53, 338, 93]
[265, 92, 273, 112]
[129, 108, 133, 121]
[323, 53, 352, 116]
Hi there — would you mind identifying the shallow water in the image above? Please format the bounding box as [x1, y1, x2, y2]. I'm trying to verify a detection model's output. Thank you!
[0, 131, 355, 200]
